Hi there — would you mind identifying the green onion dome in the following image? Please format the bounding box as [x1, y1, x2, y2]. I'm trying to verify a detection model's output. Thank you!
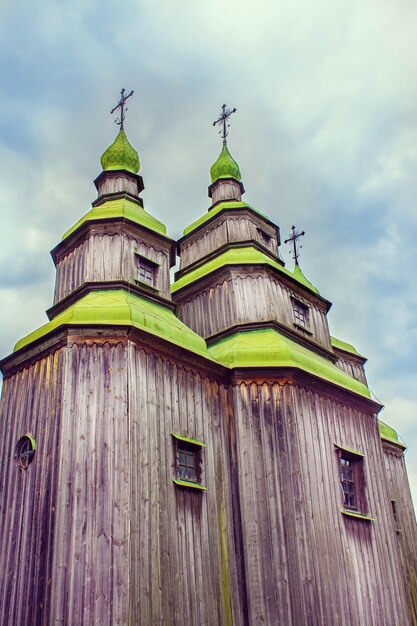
[210, 142, 241, 183]
[100, 129, 140, 174]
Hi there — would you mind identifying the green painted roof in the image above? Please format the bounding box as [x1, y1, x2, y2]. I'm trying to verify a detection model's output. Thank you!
[292, 263, 319, 294]
[100, 129, 140, 174]
[183, 201, 268, 236]
[14, 290, 217, 362]
[210, 142, 241, 183]
[171, 246, 320, 296]
[378, 420, 406, 448]
[62, 196, 166, 240]
[331, 336, 365, 358]
[209, 328, 371, 399]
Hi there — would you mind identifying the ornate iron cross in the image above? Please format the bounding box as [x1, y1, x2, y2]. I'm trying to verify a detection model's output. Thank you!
[213, 104, 237, 142]
[284, 225, 305, 265]
[110, 88, 134, 131]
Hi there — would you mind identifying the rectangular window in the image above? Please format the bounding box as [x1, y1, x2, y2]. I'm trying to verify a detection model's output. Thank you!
[340, 456, 357, 509]
[172, 433, 207, 491]
[335, 445, 367, 515]
[135, 254, 158, 288]
[177, 442, 198, 482]
[292, 299, 309, 329]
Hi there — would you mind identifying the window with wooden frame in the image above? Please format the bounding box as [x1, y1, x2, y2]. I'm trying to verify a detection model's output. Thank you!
[335, 445, 368, 517]
[135, 253, 158, 288]
[172, 433, 207, 491]
[292, 298, 309, 330]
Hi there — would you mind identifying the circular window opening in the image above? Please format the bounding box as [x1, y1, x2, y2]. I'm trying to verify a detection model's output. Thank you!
[14, 435, 36, 470]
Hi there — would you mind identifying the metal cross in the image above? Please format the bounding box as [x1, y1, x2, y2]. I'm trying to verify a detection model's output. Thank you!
[110, 88, 134, 131]
[284, 225, 305, 265]
[213, 104, 237, 142]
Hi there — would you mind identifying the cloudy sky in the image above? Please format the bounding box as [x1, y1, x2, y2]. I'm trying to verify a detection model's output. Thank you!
[0, 0, 416, 505]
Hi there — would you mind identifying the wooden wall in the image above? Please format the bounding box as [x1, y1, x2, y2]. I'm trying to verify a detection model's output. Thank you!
[382, 441, 417, 624]
[231, 378, 413, 625]
[1, 334, 415, 624]
[127, 342, 244, 626]
[0, 336, 245, 625]
[333, 353, 368, 385]
[53, 228, 171, 304]
[179, 211, 279, 271]
[0, 349, 64, 626]
[176, 268, 332, 350]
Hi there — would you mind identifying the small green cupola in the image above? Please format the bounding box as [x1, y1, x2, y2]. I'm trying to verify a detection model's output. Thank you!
[100, 129, 140, 174]
[209, 104, 245, 206]
[210, 142, 241, 183]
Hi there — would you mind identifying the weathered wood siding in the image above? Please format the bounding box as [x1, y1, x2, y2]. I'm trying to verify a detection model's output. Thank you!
[179, 211, 279, 271]
[128, 342, 244, 626]
[0, 349, 64, 626]
[210, 179, 242, 205]
[176, 269, 332, 350]
[48, 339, 131, 625]
[382, 441, 417, 623]
[0, 336, 244, 625]
[333, 353, 368, 385]
[54, 231, 171, 303]
[232, 378, 413, 625]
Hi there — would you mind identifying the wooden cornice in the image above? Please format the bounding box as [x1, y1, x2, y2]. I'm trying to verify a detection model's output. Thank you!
[206, 321, 338, 363]
[173, 249, 331, 311]
[177, 206, 280, 246]
[174, 239, 284, 281]
[230, 367, 383, 413]
[51, 213, 177, 266]
[46, 280, 177, 320]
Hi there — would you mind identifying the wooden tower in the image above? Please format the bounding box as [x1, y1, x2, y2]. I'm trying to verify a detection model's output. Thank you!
[0, 102, 416, 625]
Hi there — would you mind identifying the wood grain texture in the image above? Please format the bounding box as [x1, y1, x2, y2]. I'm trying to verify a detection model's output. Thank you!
[210, 180, 242, 205]
[54, 231, 171, 304]
[128, 343, 244, 626]
[382, 441, 417, 623]
[231, 379, 414, 625]
[0, 348, 64, 626]
[179, 211, 279, 271]
[176, 268, 332, 351]
[333, 354, 368, 385]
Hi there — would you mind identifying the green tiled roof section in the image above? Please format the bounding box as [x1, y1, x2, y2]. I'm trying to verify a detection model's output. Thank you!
[183, 201, 268, 236]
[14, 290, 217, 362]
[171, 246, 320, 296]
[208, 328, 371, 399]
[210, 143, 241, 183]
[292, 263, 319, 294]
[62, 197, 166, 240]
[379, 420, 406, 449]
[100, 129, 140, 174]
[331, 336, 365, 358]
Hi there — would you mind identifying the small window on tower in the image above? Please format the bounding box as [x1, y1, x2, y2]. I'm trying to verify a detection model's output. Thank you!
[14, 435, 36, 470]
[340, 456, 357, 509]
[135, 254, 158, 288]
[335, 445, 369, 518]
[172, 433, 207, 491]
[292, 298, 309, 329]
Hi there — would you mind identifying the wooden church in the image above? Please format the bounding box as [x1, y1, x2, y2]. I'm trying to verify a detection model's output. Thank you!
[0, 94, 416, 625]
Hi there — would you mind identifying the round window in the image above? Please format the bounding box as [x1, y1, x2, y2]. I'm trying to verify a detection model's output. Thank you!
[14, 435, 36, 470]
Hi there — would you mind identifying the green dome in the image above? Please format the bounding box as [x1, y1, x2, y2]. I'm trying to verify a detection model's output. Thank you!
[210, 142, 241, 183]
[100, 129, 140, 174]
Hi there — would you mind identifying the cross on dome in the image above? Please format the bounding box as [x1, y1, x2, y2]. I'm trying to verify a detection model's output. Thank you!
[213, 104, 237, 143]
[284, 225, 305, 265]
[110, 88, 134, 131]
